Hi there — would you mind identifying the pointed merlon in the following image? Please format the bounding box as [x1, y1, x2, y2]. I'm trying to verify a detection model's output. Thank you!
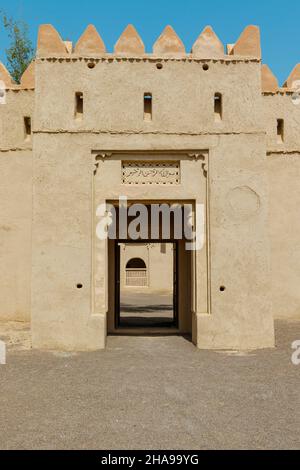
[283, 64, 300, 89]
[75, 25, 106, 54]
[37, 24, 68, 57]
[0, 62, 13, 87]
[20, 61, 35, 88]
[153, 25, 185, 55]
[230, 25, 261, 58]
[192, 26, 224, 57]
[261, 64, 278, 93]
[114, 25, 145, 55]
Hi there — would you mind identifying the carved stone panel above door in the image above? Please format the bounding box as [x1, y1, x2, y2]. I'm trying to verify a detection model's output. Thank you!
[122, 161, 180, 185]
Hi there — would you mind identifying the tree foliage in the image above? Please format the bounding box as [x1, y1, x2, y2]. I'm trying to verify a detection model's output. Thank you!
[1, 13, 34, 84]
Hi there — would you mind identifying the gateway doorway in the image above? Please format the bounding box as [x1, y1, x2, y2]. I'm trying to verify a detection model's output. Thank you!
[115, 241, 178, 329]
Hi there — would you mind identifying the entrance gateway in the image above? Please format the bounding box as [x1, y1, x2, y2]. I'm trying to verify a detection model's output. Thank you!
[106, 203, 196, 337]
[93, 151, 210, 347]
[109, 202, 193, 333]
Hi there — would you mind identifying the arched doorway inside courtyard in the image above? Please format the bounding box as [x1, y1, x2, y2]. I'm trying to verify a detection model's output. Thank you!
[125, 257, 148, 287]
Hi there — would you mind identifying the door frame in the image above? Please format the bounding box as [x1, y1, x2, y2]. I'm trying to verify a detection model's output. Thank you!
[114, 239, 179, 330]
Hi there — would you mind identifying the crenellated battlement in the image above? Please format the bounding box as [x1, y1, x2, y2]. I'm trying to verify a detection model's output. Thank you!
[1, 23, 300, 94]
[0, 61, 34, 90]
[35, 23, 262, 58]
[1, 22, 300, 153]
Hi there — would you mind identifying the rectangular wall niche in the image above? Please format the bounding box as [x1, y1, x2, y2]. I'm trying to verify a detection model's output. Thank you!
[214, 93, 222, 122]
[277, 119, 284, 143]
[144, 93, 152, 121]
[75, 92, 83, 119]
[122, 161, 180, 185]
[24, 116, 31, 141]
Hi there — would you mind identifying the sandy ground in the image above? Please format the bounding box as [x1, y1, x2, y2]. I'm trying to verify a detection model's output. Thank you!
[0, 320, 300, 450]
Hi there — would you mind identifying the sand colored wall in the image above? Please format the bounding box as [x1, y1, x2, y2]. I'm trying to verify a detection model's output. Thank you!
[147, 244, 173, 291]
[263, 93, 300, 319]
[0, 89, 34, 321]
[0, 150, 32, 321]
[0, 89, 34, 148]
[268, 154, 300, 319]
[34, 58, 263, 135]
[263, 93, 300, 150]
[31, 133, 101, 350]
[196, 132, 274, 349]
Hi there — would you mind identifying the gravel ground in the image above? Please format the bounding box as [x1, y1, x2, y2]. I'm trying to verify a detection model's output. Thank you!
[0, 320, 300, 450]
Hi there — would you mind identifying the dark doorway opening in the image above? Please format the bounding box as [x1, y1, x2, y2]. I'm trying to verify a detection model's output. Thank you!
[115, 240, 178, 329]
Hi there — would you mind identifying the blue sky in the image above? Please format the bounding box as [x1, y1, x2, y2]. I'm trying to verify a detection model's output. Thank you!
[0, 0, 299, 84]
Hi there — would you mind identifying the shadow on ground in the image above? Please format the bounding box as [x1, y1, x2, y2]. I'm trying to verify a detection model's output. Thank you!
[120, 304, 173, 313]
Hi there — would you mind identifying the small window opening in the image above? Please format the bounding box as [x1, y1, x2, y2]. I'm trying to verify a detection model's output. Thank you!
[277, 119, 284, 143]
[214, 93, 222, 122]
[75, 92, 83, 119]
[24, 117, 31, 141]
[144, 93, 152, 121]
[203, 63, 209, 71]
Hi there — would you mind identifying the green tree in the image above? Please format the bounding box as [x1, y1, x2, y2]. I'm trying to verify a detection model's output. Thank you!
[1, 13, 34, 84]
